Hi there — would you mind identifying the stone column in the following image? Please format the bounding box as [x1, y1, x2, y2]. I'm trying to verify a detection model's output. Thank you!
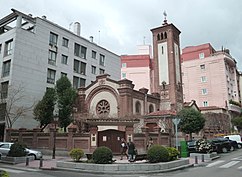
[49, 128, 55, 150]
[154, 126, 161, 145]
[18, 128, 27, 143]
[89, 126, 98, 152]
[33, 128, 41, 148]
[67, 127, 77, 150]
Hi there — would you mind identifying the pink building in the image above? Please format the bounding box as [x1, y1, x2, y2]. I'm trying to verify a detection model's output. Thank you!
[121, 53, 153, 93]
[181, 43, 241, 117]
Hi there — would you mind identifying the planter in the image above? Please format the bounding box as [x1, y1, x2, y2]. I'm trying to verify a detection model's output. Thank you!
[1, 156, 34, 164]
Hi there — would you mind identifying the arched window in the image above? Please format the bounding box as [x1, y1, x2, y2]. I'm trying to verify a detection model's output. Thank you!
[164, 32, 167, 39]
[157, 34, 160, 41]
[149, 104, 154, 113]
[161, 33, 164, 40]
[135, 101, 141, 115]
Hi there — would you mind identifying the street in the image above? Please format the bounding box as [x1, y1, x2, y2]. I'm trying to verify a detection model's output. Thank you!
[2, 149, 242, 177]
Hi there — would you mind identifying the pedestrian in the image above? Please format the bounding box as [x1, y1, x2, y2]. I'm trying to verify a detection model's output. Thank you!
[146, 137, 153, 150]
[120, 138, 128, 160]
[127, 138, 136, 162]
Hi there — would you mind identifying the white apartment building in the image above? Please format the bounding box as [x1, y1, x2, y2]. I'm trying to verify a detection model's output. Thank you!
[0, 9, 120, 130]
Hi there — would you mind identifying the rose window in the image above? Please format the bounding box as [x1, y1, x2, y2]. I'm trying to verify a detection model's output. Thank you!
[96, 100, 110, 116]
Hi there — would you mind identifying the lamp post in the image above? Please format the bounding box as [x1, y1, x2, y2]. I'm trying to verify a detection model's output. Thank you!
[52, 114, 59, 159]
[172, 117, 180, 150]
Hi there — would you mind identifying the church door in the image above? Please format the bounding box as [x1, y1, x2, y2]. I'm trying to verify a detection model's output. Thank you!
[98, 129, 125, 154]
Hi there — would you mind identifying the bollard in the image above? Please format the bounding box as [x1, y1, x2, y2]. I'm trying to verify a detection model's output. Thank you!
[201, 154, 204, 162]
[195, 156, 198, 164]
[39, 157, 43, 168]
[26, 157, 29, 166]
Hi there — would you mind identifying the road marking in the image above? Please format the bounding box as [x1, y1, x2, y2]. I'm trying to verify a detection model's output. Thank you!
[219, 161, 240, 168]
[238, 166, 242, 169]
[0, 168, 25, 173]
[206, 160, 225, 167]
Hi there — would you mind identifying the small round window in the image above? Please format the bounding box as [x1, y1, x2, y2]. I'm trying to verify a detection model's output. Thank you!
[96, 100, 110, 116]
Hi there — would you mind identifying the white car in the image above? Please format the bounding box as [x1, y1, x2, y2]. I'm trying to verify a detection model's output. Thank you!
[0, 142, 43, 160]
[224, 135, 242, 149]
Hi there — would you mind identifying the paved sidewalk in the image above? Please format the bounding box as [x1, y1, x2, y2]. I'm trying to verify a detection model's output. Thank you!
[16, 155, 71, 170]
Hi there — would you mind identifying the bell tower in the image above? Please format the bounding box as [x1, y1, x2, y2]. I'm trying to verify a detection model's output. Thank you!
[151, 12, 183, 112]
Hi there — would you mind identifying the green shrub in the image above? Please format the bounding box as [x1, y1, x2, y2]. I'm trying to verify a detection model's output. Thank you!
[7, 142, 27, 157]
[69, 148, 84, 162]
[92, 146, 113, 164]
[0, 170, 9, 177]
[167, 147, 180, 161]
[147, 145, 169, 163]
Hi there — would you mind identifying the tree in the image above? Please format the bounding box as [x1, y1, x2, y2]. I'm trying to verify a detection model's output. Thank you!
[231, 116, 242, 132]
[178, 108, 205, 140]
[33, 88, 56, 131]
[0, 84, 34, 128]
[56, 77, 77, 132]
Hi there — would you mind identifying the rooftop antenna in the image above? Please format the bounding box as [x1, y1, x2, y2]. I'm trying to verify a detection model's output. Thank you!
[69, 22, 73, 30]
[98, 30, 100, 44]
[162, 10, 168, 25]
[143, 36, 146, 45]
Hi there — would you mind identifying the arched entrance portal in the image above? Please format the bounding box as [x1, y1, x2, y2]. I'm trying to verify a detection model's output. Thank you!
[98, 129, 125, 154]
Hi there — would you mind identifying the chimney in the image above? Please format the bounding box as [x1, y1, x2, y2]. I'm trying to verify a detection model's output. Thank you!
[89, 36, 94, 42]
[74, 22, 81, 36]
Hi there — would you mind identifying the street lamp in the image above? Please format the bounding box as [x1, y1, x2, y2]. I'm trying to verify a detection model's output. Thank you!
[52, 114, 59, 159]
[172, 117, 181, 150]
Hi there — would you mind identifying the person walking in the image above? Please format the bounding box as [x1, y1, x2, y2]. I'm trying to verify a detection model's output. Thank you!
[120, 138, 128, 160]
[127, 138, 136, 162]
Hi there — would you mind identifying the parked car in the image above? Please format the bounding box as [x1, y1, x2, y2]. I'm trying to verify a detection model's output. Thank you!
[186, 140, 197, 153]
[0, 142, 42, 160]
[224, 135, 242, 148]
[228, 139, 239, 151]
[209, 138, 231, 153]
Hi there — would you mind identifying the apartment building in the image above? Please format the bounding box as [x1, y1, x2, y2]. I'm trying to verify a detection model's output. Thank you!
[121, 45, 153, 92]
[181, 43, 241, 118]
[0, 9, 120, 129]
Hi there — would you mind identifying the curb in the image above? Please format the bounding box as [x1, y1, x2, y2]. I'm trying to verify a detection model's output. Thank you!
[52, 164, 194, 174]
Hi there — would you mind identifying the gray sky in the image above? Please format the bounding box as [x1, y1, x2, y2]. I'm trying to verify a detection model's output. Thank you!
[1, 0, 242, 69]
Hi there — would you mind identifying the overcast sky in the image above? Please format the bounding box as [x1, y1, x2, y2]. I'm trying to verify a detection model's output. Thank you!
[1, 0, 242, 69]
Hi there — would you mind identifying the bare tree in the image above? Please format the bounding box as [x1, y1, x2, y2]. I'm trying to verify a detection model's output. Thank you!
[0, 84, 34, 128]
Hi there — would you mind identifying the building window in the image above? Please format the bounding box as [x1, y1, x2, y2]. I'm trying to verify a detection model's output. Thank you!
[0, 44, 2, 54]
[149, 104, 154, 113]
[96, 100, 110, 116]
[73, 76, 79, 89]
[200, 64, 205, 70]
[122, 63, 126, 68]
[48, 50, 57, 65]
[92, 50, 97, 59]
[4, 39, 13, 56]
[202, 88, 207, 95]
[99, 54, 105, 66]
[99, 68, 105, 74]
[61, 72, 67, 77]
[74, 59, 80, 73]
[61, 54, 68, 65]
[47, 69, 56, 84]
[62, 37, 69, 47]
[161, 46, 164, 54]
[203, 101, 208, 107]
[201, 76, 207, 82]
[2, 60, 11, 77]
[80, 62, 86, 75]
[74, 43, 87, 59]
[49, 32, 58, 45]
[1, 81, 9, 99]
[199, 53, 204, 59]
[122, 72, 126, 78]
[135, 101, 141, 115]
[91, 65, 96, 74]
[80, 78, 86, 87]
